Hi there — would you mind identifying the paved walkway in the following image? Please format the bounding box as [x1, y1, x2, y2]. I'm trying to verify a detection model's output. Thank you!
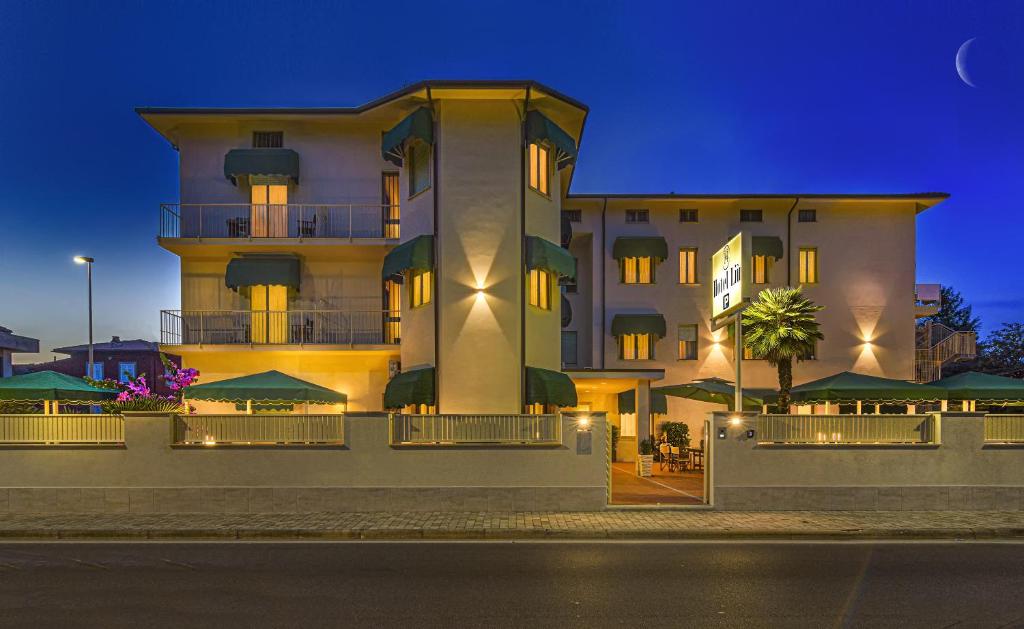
[610, 462, 704, 505]
[0, 511, 1022, 540]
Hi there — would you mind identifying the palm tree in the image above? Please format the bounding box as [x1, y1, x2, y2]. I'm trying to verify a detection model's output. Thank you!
[742, 287, 824, 412]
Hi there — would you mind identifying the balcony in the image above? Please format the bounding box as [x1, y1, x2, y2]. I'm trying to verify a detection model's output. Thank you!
[161, 310, 400, 346]
[159, 203, 400, 241]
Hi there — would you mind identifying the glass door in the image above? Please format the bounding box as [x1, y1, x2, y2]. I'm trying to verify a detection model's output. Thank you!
[251, 184, 288, 237]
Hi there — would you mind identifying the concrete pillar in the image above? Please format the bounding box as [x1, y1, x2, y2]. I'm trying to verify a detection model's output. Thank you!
[636, 380, 651, 452]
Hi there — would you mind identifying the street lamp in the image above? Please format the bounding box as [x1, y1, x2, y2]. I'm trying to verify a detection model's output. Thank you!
[73, 256, 95, 379]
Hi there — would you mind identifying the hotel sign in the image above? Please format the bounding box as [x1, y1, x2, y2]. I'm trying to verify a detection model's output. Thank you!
[711, 233, 749, 319]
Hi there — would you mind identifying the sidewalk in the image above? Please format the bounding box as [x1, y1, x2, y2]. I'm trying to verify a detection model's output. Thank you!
[0, 510, 1023, 541]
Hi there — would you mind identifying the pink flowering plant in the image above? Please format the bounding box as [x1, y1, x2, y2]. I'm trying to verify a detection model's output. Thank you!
[98, 354, 199, 414]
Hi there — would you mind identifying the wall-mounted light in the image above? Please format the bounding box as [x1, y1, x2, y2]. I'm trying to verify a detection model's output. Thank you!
[576, 415, 591, 431]
[729, 415, 743, 426]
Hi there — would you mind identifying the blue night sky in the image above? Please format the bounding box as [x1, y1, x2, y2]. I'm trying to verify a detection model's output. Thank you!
[1, 0, 1021, 362]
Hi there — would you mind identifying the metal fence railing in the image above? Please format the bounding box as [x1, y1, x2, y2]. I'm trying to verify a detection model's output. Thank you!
[390, 414, 562, 446]
[160, 203, 400, 240]
[757, 414, 936, 445]
[161, 310, 399, 346]
[0, 414, 124, 446]
[984, 414, 1024, 444]
[173, 414, 345, 446]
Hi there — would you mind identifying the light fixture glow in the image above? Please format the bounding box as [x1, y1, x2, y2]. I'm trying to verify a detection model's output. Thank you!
[73, 255, 93, 264]
[729, 415, 743, 426]
[577, 416, 591, 429]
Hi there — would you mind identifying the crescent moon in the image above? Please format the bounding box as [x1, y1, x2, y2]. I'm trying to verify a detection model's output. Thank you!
[956, 37, 977, 88]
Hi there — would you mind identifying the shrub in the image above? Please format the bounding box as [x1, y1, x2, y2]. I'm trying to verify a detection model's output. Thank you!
[639, 437, 654, 456]
[101, 397, 188, 414]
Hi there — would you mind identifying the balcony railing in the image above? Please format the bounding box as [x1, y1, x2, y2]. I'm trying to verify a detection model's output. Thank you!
[984, 414, 1024, 444]
[757, 414, 936, 445]
[161, 310, 400, 346]
[159, 203, 400, 240]
[174, 414, 345, 446]
[389, 414, 562, 446]
[0, 414, 124, 446]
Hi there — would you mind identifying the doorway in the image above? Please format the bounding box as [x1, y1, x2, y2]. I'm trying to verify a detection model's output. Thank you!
[251, 184, 288, 237]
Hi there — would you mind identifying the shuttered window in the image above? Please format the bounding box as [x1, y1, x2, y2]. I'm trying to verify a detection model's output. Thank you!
[620, 333, 653, 360]
[410, 270, 433, 307]
[620, 257, 654, 284]
[561, 331, 578, 366]
[799, 248, 818, 284]
[408, 142, 431, 198]
[679, 248, 697, 284]
[529, 269, 551, 310]
[382, 172, 401, 239]
[752, 255, 772, 284]
[528, 142, 550, 195]
[678, 325, 697, 360]
[252, 131, 283, 148]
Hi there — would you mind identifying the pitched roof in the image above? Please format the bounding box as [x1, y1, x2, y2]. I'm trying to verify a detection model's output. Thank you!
[52, 337, 159, 354]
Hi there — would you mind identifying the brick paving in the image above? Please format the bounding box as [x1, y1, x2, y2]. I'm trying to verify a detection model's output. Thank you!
[0, 510, 1022, 540]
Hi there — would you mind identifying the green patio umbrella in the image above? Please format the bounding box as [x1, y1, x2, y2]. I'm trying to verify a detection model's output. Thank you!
[184, 370, 347, 405]
[932, 371, 1024, 403]
[787, 371, 946, 405]
[653, 377, 764, 410]
[0, 371, 116, 403]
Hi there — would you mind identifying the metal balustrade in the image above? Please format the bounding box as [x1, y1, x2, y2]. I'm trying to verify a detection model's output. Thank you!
[161, 310, 400, 345]
[174, 414, 345, 446]
[390, 414, 562, 446]
[159, 203, 400, 240]
[757, 414, 936, 445]
[984, 414, 1024, 444]
[0, 414, 124, 446]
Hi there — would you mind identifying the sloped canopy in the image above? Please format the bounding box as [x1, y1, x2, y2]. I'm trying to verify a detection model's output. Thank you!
[933, 371, 1024, 403]
[617, 389, 668, 415]
[788, 371, 946, 404]
[382, 107, 433, 166]
[611, 314, 667, 339]
[654, 377, 763, 410]
[225, 255, 301, 291]
[0, 371, 117, 403]
[382, 235, 434, 279]
[525, 110, 578, 168]
[184, 370, 346, 404]
[612, 237, 669, 261]
[383, 367, 435, 409]
[752, 236, 784, 260]
[526, 236, 576, 279]
[525, 367, 578, 407]
[224, 148, 299, 185]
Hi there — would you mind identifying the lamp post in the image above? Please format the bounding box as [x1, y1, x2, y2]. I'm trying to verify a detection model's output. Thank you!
[73, 256, 95, 379]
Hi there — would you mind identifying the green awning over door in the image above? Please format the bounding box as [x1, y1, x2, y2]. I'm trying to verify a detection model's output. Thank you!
[617, 389, 668, 415]
[612, 237, 669, 261]
[611, 314, 667, 339]
[525, 367, 578, 407]
[224, 148, 299, 185]
[225, 255, 301, 291]
[752, 236, 784, 260]
[525, 110, 578, 169]
[383, 367, 436, 409]
[526, 236, 576, 279]
[381, 235, 434, 279]
[382, 107, 434, 167]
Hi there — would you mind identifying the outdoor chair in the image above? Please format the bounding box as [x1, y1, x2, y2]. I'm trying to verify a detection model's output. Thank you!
[658, 443, 671, 470]
[298, 214, 317, 238]
[227, 217, 250, 238]
[669, 445, 681, 472]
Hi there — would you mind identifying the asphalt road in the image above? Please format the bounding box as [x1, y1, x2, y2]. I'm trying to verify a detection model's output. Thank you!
[0, 541, 1022, 628]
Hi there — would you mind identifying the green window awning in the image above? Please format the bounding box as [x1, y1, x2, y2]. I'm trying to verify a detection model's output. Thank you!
[612, 237, 668, 261]
[932, 371, 1024, 403]
[617, 389, 668, 415]
[383, 367, 436, 410]
[184, 370, 347, 404]
[224, 148, 299, 186]
[611, 314, 667, 339]
[382, 235, 434, 279]
[0, 371, 117, 403]
[525, 366, 578, 408]
[382, 107, 434, 167]
[225, 255, 301, 291]
[526, 236, 576, 279]
[752, 236, 784, 260]
[788, 371, 947, 404]
[525, 110, 578, 169]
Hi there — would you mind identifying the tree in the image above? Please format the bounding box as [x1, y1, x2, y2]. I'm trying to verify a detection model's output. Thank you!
[978, 323, 1024, 378]
[742, 287, 825, 412]
[921, 286, 981, 334]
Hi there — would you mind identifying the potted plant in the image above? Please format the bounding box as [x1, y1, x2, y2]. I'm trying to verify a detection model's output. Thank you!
[662, 421, 691, 451]
[637, 437, 654, 477]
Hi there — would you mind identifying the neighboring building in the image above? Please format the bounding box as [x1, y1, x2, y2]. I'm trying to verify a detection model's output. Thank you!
[139, 80, 950, 442]
[0, 326, 39, 378]
[16, 337, 181, 396]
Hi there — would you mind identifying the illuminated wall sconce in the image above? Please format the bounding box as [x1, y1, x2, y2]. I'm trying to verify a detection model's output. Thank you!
[729, 415, 743, 426]
[576, 415, 591, 431]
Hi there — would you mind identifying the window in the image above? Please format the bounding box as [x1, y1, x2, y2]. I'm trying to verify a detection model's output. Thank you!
[679, 209, 698, 223]
[410, 269, 433, 308]
[382, 172, 401, 239]
[524, 402, 554, 415]
[798, 209, 817, 223]
[752, 255, 772, 284]
[740, 209, 763, 222]
[88, 363, 104, 380]
[625, 209, 649, 224]
[743, 345, 764, 360]
[250, 284, 288, 344]
[252, 131, 283, 148]
[562, 209, 582, 223]
[528, 142, 550, 195]
[529, 269, 551, 309]
[561, 331, 578, 366]
[405, 403, 437, 415]
[619, 333, 653, 360]
[408, 141, 431, 198]
[384, 279, 401, 344]
[118, 362, 137, 384]
[679, 248, 697, 284]
[678, 325, 697, 360]
[620, 257, 654, 284]
[799, 248, 818, 284]
[250, 184, 288, 238]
